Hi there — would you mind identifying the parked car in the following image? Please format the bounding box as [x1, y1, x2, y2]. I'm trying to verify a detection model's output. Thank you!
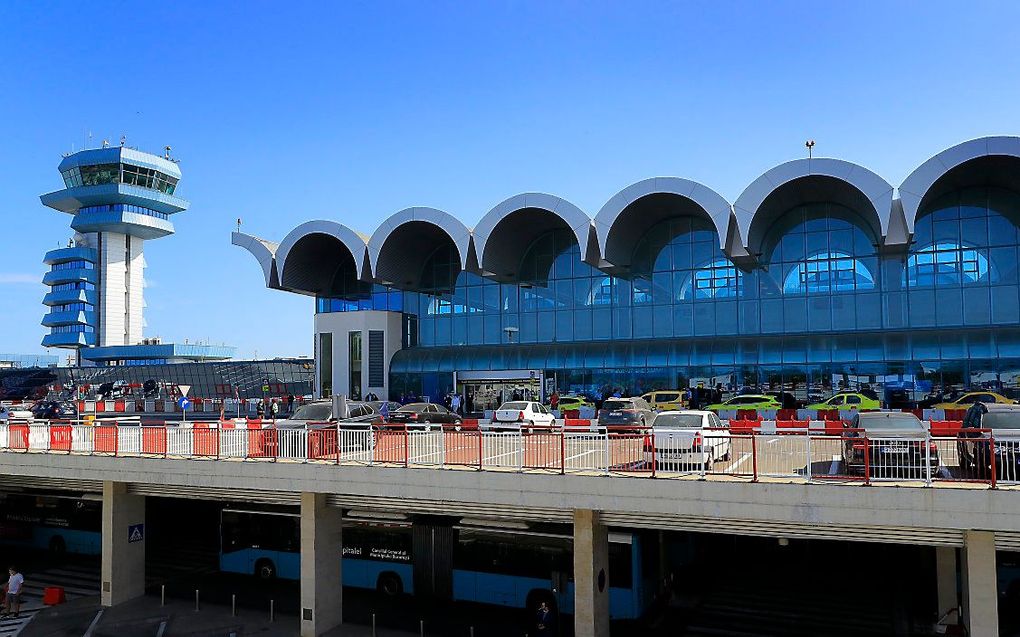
[386, 402, 462, 426]
[640, 390, 685, 412]
[957, 403, 1020, 479]
[705, 394, 781, 412]
[274, 400, 381, 428]
[0, 405, 8, 423]
[765, 391, 800, 410]
[368, 401, 403, 417]
[644, 410, 731, 470]
[933, 391, 1016, 411]
[492, 401, 556, 429]
[596, 397, 654, 430]
[30, 400, 78, 421]
[555, 395, 594, 412]
[841, 412, 939, 476]
[805, 392, 880, 411]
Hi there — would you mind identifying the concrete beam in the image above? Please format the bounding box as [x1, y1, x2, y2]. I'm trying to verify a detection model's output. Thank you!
[300, 493, 342, 636]
[573, 509, 610, 637]
[101, 481, 145, 606]
[6, 454, 1020, 540]
[962, 530, 998, 637]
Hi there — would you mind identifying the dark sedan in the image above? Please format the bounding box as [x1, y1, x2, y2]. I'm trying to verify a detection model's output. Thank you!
[842, 412, 939, 478]
[386, 402, 462, 425]
[30, 400, 78, 421]
[597, 397, 654, 429]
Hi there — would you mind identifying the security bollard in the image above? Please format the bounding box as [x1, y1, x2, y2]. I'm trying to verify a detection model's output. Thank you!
[161, 584, 165, 607]
[372, 613, 377, 637]
[270, 599, 275, 622]
[420, 619, 425, 637]
[232, 594, 236, 617]
[195, 589, 200, 612]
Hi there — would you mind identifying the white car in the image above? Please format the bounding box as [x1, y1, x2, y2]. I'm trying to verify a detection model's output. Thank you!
[492, 401, 556, 429]
[644, 410, 731, 471]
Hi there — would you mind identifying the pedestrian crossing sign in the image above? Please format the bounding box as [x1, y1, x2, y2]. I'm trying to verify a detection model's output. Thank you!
[128, 523, 144, 543]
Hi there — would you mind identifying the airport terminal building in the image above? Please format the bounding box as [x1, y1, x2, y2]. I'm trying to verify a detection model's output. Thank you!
[235, 136, 1020, 412]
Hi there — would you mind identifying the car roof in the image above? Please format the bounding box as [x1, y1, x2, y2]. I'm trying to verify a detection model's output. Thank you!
[982, 403, 1020, 411]
[657, 410, 712, 416]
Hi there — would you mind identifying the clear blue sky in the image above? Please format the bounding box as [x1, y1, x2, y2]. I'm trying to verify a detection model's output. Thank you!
[2, 1, 1019, 360]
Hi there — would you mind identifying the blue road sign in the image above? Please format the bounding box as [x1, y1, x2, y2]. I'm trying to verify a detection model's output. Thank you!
[177, 396, 191, 411]
[128, 523, 144, 543]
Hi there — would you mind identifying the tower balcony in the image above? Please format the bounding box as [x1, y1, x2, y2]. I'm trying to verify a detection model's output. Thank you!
[42, 267, 98, 287]
[42, 331, 97, 348]
[41, 309, 96, 328]
[70, 206, 175, 239]
[43, 289, 97, 307]
[44, 246, 98, 266]
[40, 183, 189, 216]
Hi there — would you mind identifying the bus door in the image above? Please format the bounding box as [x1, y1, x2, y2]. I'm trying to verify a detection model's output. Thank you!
[413, 524, 455, 600]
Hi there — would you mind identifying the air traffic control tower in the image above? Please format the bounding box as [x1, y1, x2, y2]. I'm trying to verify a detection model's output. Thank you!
[40, 144, 233, 365]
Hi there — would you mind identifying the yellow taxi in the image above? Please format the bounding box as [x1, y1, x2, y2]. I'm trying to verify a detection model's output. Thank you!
[932, 391, 1017, 410]
[640, 390, 686, 412]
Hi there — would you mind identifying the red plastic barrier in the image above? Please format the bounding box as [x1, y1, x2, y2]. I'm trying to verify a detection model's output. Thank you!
[903, 408, 924, 420]
[8, 424, 29, 450]
[77, 401, 86, 412]
[945, 409, 967, 421]
[563, 419, 591, 428]
[49, 424, 73, 451]
[95, 402, 106, 413]
[142, 427, 167, 455]
[777, 409, 798, 421]
[930, 420, 963, 436]
[114, 401, 125, 413]
[776, 419, 809, 430]
[95, 425, 118, 454]
[817, 409, 841, 421]
[246, 428, 277, 458]
[824, 419, 846, 436]
[728, 418, 761, 434]
[735, 409, 759, 421]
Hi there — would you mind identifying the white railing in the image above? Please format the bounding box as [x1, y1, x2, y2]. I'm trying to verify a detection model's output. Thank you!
[0, 421, 1017, 488]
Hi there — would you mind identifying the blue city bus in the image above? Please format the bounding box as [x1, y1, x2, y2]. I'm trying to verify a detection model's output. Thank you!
[0, 493, 102, 556]
[219, 508, 654, 619]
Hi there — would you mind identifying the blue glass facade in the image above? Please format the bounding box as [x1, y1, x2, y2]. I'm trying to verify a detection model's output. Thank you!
[316, 186, 1020, 404]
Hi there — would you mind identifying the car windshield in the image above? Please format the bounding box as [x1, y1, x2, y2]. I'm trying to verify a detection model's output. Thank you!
[859, 415, 922, 431]
[655, 393, 680, 402]
[980, 412, 1020, 430]
[654, 414, 703, 428]
[398, 403, 429, 412]
[291, 403, 333, 421]
[500, 402, 530, 410]
[603, 400, 634, 410]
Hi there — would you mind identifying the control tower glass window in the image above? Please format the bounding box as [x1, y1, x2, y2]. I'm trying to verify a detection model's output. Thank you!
[78, 164, 121, 186]
[61, 163, 178, 195]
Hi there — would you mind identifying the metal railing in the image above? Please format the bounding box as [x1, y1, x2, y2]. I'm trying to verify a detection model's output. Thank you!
[0, 420, 1016, 489]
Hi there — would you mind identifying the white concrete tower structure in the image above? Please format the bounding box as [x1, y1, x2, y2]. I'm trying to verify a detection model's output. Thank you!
[41, 145, 188, 363]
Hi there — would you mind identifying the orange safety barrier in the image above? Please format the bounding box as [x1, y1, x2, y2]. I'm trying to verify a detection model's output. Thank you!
[728, 418, 760, 434]
[95, 425, 119, 454]
[307, 429, 337, 460]
[374, 429, 408, 465]
[735, 409, 759, 421]
[114, 401, 126, 413]
[42, 587, 66, 606]
[95, 401, 106, 413]
[77, 401, 86, 412]
[49, 424, 73, 451]
[246, 428, 277, 458]
[8, 424, 29, 450]
[142, 427, 167, 455]
[930, 420, 963, 436]
[903, 408, 924, 420]
[193, 427, 219, 457]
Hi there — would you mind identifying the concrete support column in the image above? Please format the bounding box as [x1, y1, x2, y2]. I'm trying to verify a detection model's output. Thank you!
[100, 481, 145, 606]
[573, 509, 610, 637]
[935, 546, 958, 621]
[300, 493, 342, 637]
[962, 530, 998, 637]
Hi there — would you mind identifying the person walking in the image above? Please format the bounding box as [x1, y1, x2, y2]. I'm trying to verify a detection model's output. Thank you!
[451, 392, 462, 416]
[270, 399, 280, 420]
[286, 394, 295, 413]
[534, 600, 554, 636]
[550, 391, 560, 412]
[1, 566, 24, 619]
[255, 398, 265, 420]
